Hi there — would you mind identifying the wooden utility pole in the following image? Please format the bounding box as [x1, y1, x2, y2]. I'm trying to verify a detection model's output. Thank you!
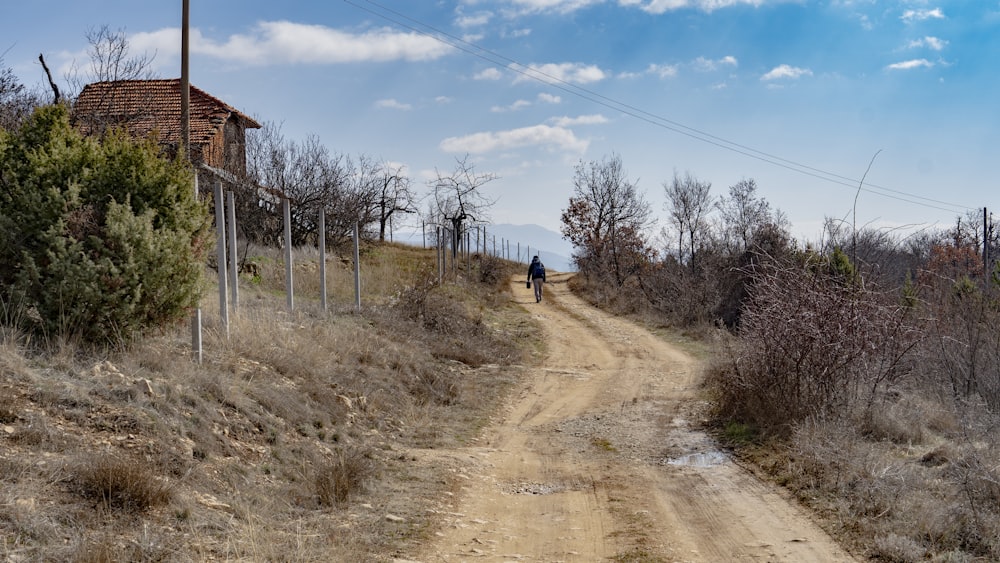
[183, 0, 200, 360]
[181, 0, 190, 164]
[985, 207, 990, 280]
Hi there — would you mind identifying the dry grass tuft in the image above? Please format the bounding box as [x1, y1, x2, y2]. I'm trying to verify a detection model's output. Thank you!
[72, 454, 173, 512]
[314, 445, 378, 506]
[0, 389, 20, 424]
[873, 533, 927, 562]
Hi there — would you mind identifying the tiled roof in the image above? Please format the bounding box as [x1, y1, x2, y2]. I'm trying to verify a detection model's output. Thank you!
[73, 79, 261, 146]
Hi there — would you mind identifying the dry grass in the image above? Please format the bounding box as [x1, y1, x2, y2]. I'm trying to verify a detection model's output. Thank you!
[0, 241, 538, 561]
[702, 259, 1000, 561]
[71, 454, 173, 512]
[724, 393, 1000, 561]
[313, 445, 377, 506]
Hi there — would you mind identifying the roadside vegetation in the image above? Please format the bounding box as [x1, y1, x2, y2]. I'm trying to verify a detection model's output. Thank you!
[0, 240, 535, 561]
[564, 153, 1000, 561]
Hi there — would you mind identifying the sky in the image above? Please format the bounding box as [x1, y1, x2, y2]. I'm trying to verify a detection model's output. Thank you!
[2, 0, 999, 246]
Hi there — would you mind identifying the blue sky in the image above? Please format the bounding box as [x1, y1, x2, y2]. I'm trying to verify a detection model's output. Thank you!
[2, 0, 998, 244]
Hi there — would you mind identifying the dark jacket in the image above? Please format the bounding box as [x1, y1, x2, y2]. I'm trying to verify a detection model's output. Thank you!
[528, 259, 546, 281]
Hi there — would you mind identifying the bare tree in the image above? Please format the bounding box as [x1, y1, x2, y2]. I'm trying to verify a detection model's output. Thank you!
[376, 161, 416, 241]
[664, 170, 713, 267]
[244, 123, 416, 250]
[37, 54, 61, 103]
[430, 155, 497, 255]
[66, 25, 157, 97]
[717, 178, 787, 254]
[957, 208, 993, 265]
[561, 153, 652, 285]
[351, 155, 417, 242]
[244, 123, 351, 247]
[0, 59, 42, 131]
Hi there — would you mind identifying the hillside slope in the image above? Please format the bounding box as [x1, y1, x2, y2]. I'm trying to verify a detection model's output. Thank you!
[0, 244, 537, 562]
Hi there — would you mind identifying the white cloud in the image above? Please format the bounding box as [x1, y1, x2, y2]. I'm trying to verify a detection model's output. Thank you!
[901, 8, 945, 23]
[491, 93, 561, 112]
[491, 99, 533, 112]
[924, 37, 947, 51]
[647, 63, 679, 78]
[129, 28, 181, 57]
[455, 12, 492, 28]
[513, 62, 607, 84]
[474, 67, 504, 80]
[189, 21, 453, 65]
[435, 96, 454, 104]
[692, 55, 738, 72]
[886, 58, 934, 70]
[375, 99, 413, 110]
[760, 64, 812, 80]
[621, 0, 770, 15]
[507, 0, 604, 14]
[907, 36, 948, 51]
[440, 124, 588, 154]
[549, 114, 609, 127]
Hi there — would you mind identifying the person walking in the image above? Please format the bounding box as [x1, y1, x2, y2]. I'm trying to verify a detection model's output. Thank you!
[527, 255, 546, 303]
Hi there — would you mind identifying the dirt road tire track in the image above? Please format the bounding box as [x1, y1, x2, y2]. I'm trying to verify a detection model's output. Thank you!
[410, 272, 856, 562]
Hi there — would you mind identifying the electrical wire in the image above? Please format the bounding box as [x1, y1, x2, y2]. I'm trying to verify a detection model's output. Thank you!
[342, 0, 974, 215]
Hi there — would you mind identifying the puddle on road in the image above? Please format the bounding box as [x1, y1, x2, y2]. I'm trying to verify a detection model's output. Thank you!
[665, 451, 728, 467]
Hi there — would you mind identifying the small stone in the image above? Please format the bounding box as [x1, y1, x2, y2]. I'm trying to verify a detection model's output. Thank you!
[15, 498, 35, 510]
[196, 493, 232, 513]
[131, 378, 154, 397]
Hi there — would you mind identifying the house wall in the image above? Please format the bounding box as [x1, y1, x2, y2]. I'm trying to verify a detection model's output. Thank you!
[223, 118, 248, 177]
[201, 126, 225, 171]
[200, 116, 248, 178]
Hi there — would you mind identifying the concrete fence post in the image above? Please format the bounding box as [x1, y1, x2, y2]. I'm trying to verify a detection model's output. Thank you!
[283, 198, 293, 311]
[214, 181, 229, 338]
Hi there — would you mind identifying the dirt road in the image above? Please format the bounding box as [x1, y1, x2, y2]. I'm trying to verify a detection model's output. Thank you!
[411, 272, 856, 562]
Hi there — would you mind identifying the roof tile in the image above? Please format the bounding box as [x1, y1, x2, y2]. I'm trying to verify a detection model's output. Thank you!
[73, 79, 261, 147]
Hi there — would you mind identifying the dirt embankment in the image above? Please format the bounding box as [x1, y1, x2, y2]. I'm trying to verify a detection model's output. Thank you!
[407, 272, 856, 562]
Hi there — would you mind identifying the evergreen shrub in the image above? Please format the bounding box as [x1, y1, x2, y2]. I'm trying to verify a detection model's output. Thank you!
[0, 104, 209, 343]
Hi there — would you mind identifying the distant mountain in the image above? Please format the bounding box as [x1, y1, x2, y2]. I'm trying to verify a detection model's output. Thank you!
[485, 224, 575, 273]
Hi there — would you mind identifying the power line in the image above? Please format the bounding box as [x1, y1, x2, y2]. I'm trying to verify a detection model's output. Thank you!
[343, 0, 974, 215]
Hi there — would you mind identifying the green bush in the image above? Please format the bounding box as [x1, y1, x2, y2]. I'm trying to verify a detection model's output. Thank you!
[0, 104, 209, 343]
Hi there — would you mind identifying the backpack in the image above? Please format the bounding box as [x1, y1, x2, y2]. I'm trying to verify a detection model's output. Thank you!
[534, 262, 545, 278]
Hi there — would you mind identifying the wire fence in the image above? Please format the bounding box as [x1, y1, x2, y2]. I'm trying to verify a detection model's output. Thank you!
[192, 181, 542, 362]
